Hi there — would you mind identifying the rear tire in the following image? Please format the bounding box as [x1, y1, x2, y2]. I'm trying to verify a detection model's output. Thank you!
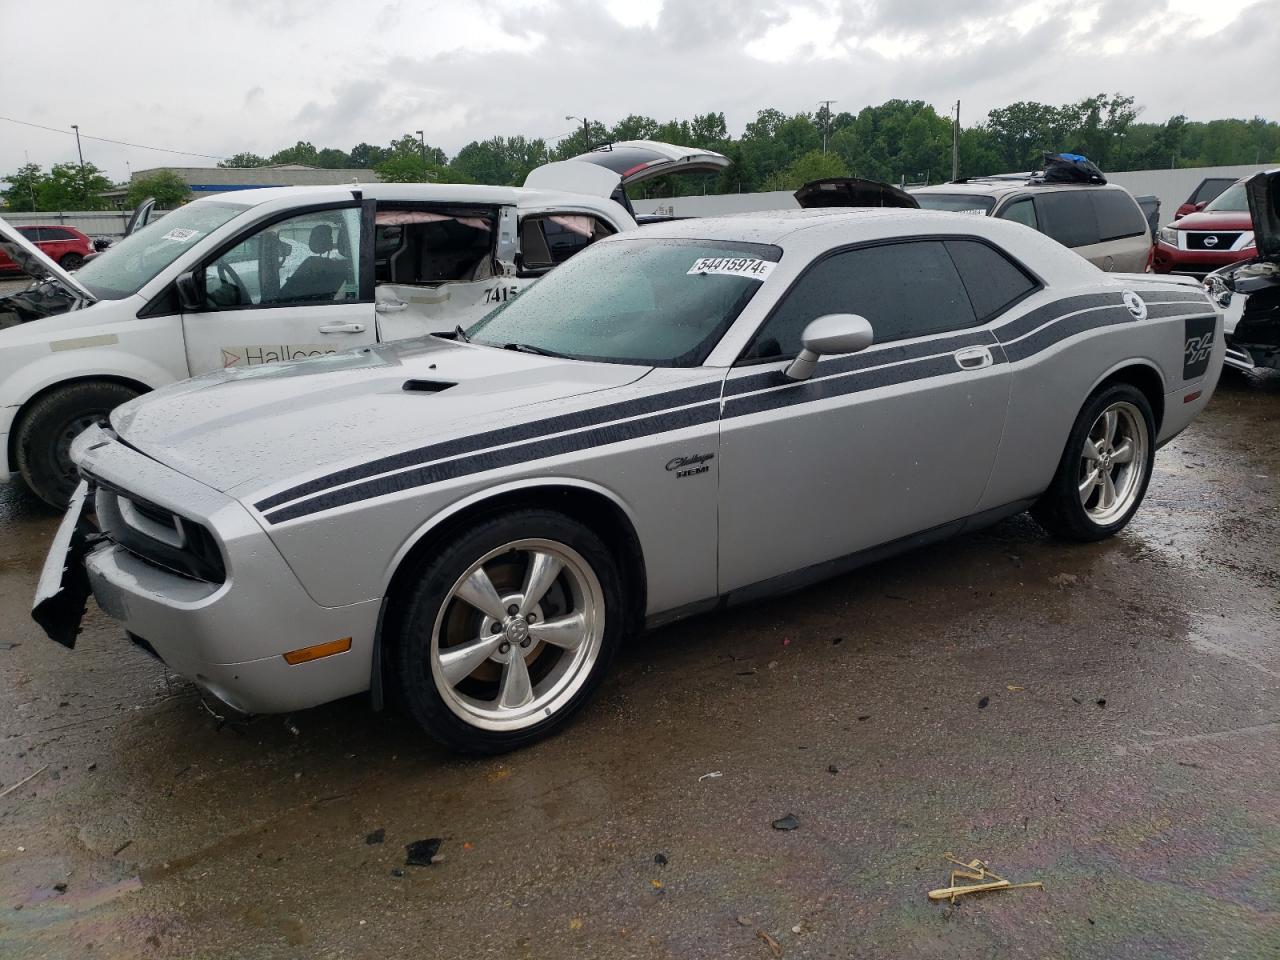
[1031, 383, 1155, 542]
[59, 253, 84, 271]
[15, 381, 140, 510]
[391, 509, 627, 754]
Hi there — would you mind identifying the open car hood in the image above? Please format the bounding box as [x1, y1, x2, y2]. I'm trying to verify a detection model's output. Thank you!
[0, 215, 97, 304]
[524, 140, 730, 198]
[794, 178, 920, 209]
[1246, 169, 1280, 261]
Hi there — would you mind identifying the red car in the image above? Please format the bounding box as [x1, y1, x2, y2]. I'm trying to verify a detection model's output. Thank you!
[1153, 178, 1256, 277]
[0, 224, 94, 274]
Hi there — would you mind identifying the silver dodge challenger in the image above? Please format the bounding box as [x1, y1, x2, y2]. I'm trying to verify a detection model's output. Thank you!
[34, 209, 1224, 753]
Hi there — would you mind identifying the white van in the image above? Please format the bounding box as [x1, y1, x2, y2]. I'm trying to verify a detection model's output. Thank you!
[0, 142, 729, 507]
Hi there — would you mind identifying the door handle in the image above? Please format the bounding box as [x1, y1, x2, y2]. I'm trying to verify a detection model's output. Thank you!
[954, 345, 993, 370]
[375, 300, 408, 314]
[319, 322, 366, 334]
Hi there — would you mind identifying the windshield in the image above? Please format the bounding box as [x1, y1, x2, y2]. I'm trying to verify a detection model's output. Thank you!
[74, 202, 244, 299]
[913, 193, 996, 215]
[466, 238, 781, 366]
[1204, 182, 1248, 213]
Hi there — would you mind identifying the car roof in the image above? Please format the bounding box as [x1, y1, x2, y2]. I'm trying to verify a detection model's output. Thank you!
[912, 180, 1128, 198]
[185, 182, 623, 213]
[614, 207, 1040, 251]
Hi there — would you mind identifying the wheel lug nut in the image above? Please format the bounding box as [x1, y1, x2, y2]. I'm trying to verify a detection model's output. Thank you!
[520, 638, 531, 648]
[507, 604, 518, 616]
[498, 642, 511, 654]
[491, 624, 502, 634]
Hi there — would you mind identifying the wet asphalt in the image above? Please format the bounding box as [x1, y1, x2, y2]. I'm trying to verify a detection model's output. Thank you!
[0, 369, 1277, 960]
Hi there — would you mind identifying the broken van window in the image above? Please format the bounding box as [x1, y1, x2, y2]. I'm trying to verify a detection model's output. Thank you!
[374, 208, 497, 286]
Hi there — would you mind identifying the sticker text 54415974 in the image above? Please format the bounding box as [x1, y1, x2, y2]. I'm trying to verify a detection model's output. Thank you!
[687, 257, 776, 281]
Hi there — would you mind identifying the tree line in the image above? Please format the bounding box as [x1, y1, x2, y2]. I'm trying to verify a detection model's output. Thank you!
[4, 93, 1278, 211]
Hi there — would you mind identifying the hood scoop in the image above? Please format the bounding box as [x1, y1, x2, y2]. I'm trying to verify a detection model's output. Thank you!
[402, 378, 456, 394]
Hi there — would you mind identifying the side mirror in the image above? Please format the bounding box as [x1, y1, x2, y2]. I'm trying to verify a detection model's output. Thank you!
[784, 313, 874, 381]
[174, 270, 204, 312]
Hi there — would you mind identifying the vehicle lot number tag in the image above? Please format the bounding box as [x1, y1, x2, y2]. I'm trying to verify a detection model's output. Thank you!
[687, 257, 775, 280]
[161, 227, 199, 243]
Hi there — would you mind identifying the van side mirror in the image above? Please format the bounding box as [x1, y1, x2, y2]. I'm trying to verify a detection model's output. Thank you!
[174, 270, 204, 312]
[784, 314, 875, 381]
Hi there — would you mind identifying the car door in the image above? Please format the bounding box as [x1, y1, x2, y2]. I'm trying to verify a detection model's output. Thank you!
[181, 202, 376, 375]
[717, 238, 1020, 594]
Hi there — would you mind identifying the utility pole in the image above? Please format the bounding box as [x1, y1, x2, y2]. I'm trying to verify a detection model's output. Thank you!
[818, 99, 836, 154]
[71, 123, 88, 206]
[951, 100, 960, 181]
[565, 116, 591, 150]
[415, 129, 426, 167]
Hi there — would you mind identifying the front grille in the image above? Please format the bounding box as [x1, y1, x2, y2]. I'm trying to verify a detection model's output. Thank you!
[1185, 232, 1242, 251]
[89, 480, 227, 583]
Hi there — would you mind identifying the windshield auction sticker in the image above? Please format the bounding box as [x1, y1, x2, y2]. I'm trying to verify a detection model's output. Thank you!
[161, 227, 199, 243]
[687, 257, 775, 280]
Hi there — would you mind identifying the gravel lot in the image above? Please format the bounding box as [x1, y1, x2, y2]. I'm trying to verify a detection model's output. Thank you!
[0, 368, 1277, 959]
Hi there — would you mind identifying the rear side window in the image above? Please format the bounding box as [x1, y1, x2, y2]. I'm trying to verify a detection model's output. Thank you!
[1092, 191, 1147, 241]
[1035, 192, 1100, 248]
[998, 198, 1038, 230]
[744, 240, 977, 359]
[943, 240, 1039, 321]
[42, 227, 76, 241]
[519, 214, 616, 274]
[17, 226, 43, 240]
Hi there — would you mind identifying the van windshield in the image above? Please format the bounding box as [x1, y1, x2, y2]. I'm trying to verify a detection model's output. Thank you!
[913, 193, 996, 215]
[74, 202, 244, 299]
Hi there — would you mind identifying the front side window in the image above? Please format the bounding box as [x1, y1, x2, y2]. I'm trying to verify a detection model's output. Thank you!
[1203, 182, 1248, 213]
[43, 227, 76, 241]
[74, 201, 245, 300]
[914, 193, 996, 215]
[468, 238, 779, 366]
[1035, 192, 1101, 248]
[518, 214, 617, 274]
[998, 197, 1039, 230]
[204, 207, 361, 309]
[743, 240, 977, 360]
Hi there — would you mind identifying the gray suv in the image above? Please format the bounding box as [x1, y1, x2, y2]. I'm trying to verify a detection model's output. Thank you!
[913, 179, 1152, 273]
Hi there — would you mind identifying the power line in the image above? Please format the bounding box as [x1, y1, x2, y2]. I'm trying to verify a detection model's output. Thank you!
[0, 115, 226, 161]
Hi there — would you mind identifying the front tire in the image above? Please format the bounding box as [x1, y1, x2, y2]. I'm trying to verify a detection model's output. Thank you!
[15, 381, 140, 510]
[392, 509, 626, 754]
[1031, 383, 1156, 542]
[59, 253, 84, 271]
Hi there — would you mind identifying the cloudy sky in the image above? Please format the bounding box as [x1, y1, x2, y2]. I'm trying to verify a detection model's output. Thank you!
[1, 0, 1273, 182]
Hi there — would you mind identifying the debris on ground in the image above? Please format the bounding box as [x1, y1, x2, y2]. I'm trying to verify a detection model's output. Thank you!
[0, 765, 49, 800]
[404, 838, 443, 866]
[112, 840, 132, 857]
[390, 868, 404, 878]
[927, 853, 1044, 903]
[53, 883, 67, 894]
[569, 917, 584, 930]
[1096, 698, 1107, 708]
[978, 696, 990, 709]
[771, 814, 799, 831]
[756, 928, 783, 956]
[1006, 684, 1024, 691]
[698, 771, 722, 782]
[827, 765, 838, 774]
[365, 828, 385, 845]
[1049, 573, 1079, 588]
[654, 853, 668, 866]
[650, 879, 664, 890]
[736, 915, 753, 927]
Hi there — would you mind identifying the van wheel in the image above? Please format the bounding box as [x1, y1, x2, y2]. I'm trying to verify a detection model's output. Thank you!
[1031, 383, 1155, 542]
[59, 253, 85, 271]
[15, 381, 139, 510]
[392, 509, 625, 754]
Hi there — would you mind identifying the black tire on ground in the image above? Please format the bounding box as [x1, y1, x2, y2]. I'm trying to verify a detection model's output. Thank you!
[391, 508, 627, 755]
[1030, 382, 1156, 542]
[59, 253, 84, 271]
[14, 380, 140, 510]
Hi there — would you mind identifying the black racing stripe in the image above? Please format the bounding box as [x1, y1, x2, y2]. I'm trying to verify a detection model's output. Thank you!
[1003, 306, 1134, 362]
[266, 402, 720, 524]
[1144, 301, 1214, 319]
[1138, 289, 1212, 305]
[723, 353, 973, 421]
[992, 292, 1123, 342]
[255, 380, 722, 512]
[725, 329, 995, 397]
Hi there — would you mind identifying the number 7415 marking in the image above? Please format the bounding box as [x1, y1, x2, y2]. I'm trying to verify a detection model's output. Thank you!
[484, 285, 520, 304]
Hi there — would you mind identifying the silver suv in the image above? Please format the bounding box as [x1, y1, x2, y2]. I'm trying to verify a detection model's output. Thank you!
[913, 179, 1152, 273]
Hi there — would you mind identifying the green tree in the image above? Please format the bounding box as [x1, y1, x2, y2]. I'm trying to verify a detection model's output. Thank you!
[218, 152, 270, 168]
[374, 153, 472, 184]
[388, 134, 447, 166]
[349, 142, 390, 167]
[2, 163, 47, 211]
[269, 141, 320, 165]
[125, 170, 190, 209]
[777, 150, 849, 190]
[315, 147, 352, 169]
[36, 162, 113, 210]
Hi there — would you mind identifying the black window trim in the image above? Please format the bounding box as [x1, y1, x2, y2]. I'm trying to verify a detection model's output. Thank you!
[734, 233, 1044, 366]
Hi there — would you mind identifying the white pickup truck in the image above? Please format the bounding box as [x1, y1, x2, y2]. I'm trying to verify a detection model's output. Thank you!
[0, 141, 728, 507]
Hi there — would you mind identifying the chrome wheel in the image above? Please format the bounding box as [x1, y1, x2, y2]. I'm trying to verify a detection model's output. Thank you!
[1078, 401, 1148, 525]
[429, 539, 605, 732]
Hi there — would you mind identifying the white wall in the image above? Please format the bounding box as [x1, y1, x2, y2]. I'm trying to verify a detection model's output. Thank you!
[633, 164, 1274, 227]
[0, 209, 167, 238]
